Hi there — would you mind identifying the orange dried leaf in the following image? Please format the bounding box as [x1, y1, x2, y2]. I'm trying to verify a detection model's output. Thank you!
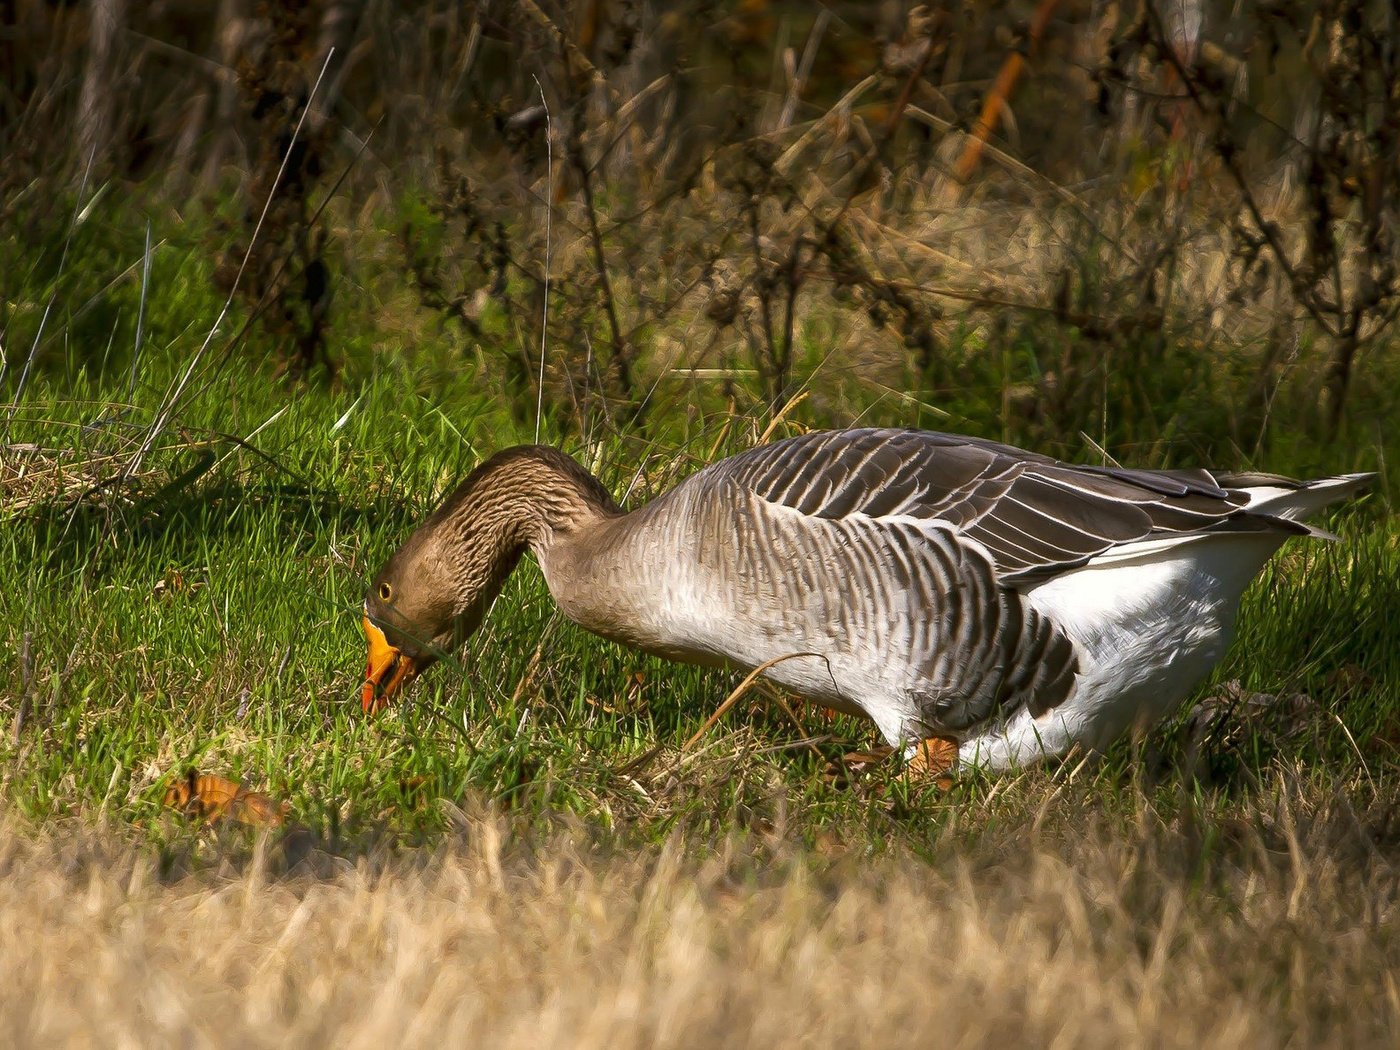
[840, 747, 895, 766]
[162, 769, 289, 827]
[399, 775, 433, 811]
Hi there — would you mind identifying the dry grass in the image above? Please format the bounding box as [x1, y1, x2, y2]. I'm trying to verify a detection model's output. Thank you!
[4, 774, 1399, 1048]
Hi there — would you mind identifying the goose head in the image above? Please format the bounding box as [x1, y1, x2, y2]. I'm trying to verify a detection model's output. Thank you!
[361, 512, 524, 713]
[360, 446, 619, 712]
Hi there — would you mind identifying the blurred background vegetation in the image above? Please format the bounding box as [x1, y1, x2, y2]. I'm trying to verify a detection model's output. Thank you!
[3, 0, 1397, 467]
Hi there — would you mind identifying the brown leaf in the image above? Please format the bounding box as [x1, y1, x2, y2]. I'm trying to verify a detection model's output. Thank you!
[151, 569, 203, 601]
[839, 746, 895, 767]
[162, 769, 289, 827]
[812, 829, 851, 859]
[623, 671, 647, 711]
[1324, 663, 1374, 700]
[584, 671, 650, 715]
[398, 775, 433, 812]
[784, 697, 843, 722]
[821, 745, 895, 789]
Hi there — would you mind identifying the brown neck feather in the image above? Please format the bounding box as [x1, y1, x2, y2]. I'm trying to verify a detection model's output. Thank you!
[430, 445, 621, 550]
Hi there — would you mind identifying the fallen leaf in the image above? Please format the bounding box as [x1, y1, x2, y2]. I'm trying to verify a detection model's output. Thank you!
[397, 775, 433, 811]
[1324, 663, 1374, 699]
[783, 696, 844, 721]
[839, 747, 896, 766]
[152, 569, 203, 600]
[812, 829, 850, 859]
[585, 671, 650, 715]
[821, 745, 895, 789]
[1183, 679, 1320, 752]
[162, 769, 289, 827]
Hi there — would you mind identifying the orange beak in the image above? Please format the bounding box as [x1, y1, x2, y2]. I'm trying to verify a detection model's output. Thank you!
[362, 614, 417, 713]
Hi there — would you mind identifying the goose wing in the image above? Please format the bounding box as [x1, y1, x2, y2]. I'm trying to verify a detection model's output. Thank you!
[703, 428, 1299, 585]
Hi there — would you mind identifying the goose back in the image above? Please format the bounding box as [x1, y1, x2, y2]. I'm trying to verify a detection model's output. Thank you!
[692, 429, 1308, 586]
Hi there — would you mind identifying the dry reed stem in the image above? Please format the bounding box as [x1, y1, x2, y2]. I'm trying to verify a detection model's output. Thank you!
[952, 0, 1062, 184]
[681, 652, 828, 753]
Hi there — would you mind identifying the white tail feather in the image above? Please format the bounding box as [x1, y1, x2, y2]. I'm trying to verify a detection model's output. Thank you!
[1239, 472, 1375, 522]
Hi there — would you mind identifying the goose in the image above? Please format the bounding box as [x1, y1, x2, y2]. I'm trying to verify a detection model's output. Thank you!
[360, 428, 1372, 778]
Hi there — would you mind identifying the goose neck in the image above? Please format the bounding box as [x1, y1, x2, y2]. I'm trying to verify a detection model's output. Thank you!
[436, 445, 620, 555]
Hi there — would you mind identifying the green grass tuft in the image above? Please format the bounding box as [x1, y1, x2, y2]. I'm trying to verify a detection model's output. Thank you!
[2, 211, 1397, 861]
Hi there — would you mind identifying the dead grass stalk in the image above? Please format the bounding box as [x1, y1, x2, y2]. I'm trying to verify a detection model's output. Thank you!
[2, 779, 1398, 1048]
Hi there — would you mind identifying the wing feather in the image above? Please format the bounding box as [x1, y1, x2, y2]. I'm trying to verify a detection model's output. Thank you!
[698, 428, 1302, 585]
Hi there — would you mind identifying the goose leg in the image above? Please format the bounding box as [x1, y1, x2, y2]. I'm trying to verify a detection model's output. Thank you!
[901, 736, 960, 789]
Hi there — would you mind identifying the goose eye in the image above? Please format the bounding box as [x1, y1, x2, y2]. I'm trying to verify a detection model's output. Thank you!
[378, 582, 393, 602]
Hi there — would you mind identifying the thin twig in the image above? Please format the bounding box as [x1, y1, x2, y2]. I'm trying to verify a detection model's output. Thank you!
[682, 652, 828, 753]
[127, 220, 152, 405]
[952, 0, 1061, 183]
[569, 110, 636, 419]
[777, 11, 831, 132]
[11, 632, 34, 744]
[532, 75, 552, 445]
[4, 147, 96, 435]
[128, 48, 337, 481]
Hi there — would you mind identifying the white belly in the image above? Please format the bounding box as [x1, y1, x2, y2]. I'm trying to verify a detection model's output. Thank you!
[959, 533, 1285, 770]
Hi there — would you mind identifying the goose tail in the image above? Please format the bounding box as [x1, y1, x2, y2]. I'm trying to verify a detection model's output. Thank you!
[1213, 470, 1376, 538]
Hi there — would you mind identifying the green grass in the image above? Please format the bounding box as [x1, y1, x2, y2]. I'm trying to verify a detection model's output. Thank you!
[2, 207, 1398, 863]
